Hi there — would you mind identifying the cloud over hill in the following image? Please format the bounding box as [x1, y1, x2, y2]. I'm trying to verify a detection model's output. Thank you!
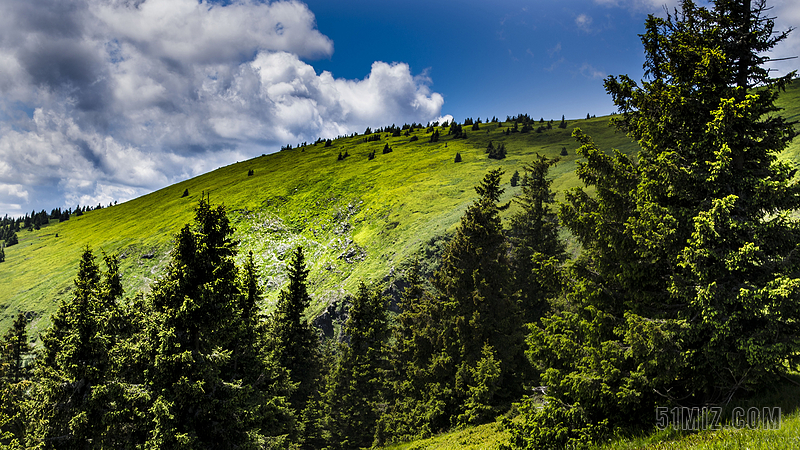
[0, 0, 444, 214]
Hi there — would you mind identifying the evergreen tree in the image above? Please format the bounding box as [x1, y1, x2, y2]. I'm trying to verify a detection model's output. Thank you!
[269, 247, 320, 415]
[508, 155, 566, 324]
[383, 170, 528, 440]
[5, 232, 17, 247]
[320, 282, 388, 449]
[1, 314, 32, 385]
[510, 170, 520, 187]
[454, 152, 462, 163]
[28, 248, 123, 448]
[434, 169, 527, 418]
[513, 1, 800, 447]
[143, 199, 292, 448]
[0, 313, 32, 448]
[0, 245, 4, 263]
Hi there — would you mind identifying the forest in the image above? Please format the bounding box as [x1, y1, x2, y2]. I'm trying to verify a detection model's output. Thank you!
[2, 1, 800, 448]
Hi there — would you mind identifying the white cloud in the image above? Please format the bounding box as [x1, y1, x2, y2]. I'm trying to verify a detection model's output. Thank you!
[576, 14, 594, 32]
[769, 0, 800, 77]
[593, 0, 683, 13]
[579, 63, 606, 79]
[0, 0, 445, 212]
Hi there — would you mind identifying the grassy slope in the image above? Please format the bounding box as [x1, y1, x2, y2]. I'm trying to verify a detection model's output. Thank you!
[1, 83, 798, 341]
[377, 374, 800, 450]
[377, 82, 800, 448]
[0, 112, 634, 336]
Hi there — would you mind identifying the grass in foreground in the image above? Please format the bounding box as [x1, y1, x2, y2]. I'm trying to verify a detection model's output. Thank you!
[378, 373, 800, 450]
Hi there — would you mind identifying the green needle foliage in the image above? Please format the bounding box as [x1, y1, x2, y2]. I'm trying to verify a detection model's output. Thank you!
[143, 198, 292, 449]
[28, 248, 124, 448]
[320, 282, 389, 449]
[0, 313, 32, 448]
[513, 1, 800, 448]
[268, 246, 320, 415]
[508, 154, 566, 324]
[433, 168, 527, 420]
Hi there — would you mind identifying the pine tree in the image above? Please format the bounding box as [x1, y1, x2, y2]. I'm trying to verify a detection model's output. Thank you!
[514, 1, 800, 447]
[321, 282, 388, 449]
[269, 247, 320, 414]
[454, 152, 462, 163]
[510, 170, 520, 187]
[0, 245, 4, 263]
[143, 199, 292, 448]
[508, 155, 566, 324]
[28, 248, 123, 448]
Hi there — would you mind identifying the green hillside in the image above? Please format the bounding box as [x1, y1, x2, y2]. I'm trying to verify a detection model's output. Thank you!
[2, 82, 799, 337]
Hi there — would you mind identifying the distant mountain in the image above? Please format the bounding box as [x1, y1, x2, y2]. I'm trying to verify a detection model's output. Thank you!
[2, 81, 799, 337]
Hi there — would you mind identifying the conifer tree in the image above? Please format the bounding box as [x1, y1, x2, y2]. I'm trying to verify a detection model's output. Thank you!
[514, 1, 800, 447]
[434, 169, 527, 418]
[321, 282, 388, 449]
[509, 155, 566, 324]
[143, 199, 292, 448]
[0, 313, 32, 448]
[28, 248, 123, 448]
[269, 247, 319, 415]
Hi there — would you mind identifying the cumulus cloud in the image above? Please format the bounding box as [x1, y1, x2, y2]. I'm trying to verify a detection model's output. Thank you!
[0, 0, 445, 214]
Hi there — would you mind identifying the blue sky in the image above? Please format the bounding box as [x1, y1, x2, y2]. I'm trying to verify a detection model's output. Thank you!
[304, 0, 652, 122]
[0, 0, 797, 215]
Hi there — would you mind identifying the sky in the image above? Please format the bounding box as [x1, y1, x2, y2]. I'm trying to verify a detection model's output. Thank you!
[0, 0, 798, 216]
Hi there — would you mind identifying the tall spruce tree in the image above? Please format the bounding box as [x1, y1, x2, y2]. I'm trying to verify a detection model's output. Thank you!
[509, 155, 566, 324]
[320, 282, 388, 449]
[0, 313, 32, 448]
[143, 198, 291, 448]
[269, 246, 320, 415]
[434, 169, 527, 423]
[514, 1, 800, 447]
[28, 248, 123, 448]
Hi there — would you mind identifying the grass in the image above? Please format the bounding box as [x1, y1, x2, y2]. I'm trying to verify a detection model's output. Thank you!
[375, 374, 800, 450]
[2, 82, 800, 342]
[380, 421, 511, 450]
[0, 110, 640, 337]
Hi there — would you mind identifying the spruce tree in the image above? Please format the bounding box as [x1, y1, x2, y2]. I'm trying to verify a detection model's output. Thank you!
[144, 199, 292, 448]
[0, 313, 32, 448]
[321, 282, 388, 449]
[509, 155, 566, 324]
[269, 247, 320, 415]
[28, 248, 123, 448]
[514, 1, 800, 447]
[435, 169, 527, 419]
